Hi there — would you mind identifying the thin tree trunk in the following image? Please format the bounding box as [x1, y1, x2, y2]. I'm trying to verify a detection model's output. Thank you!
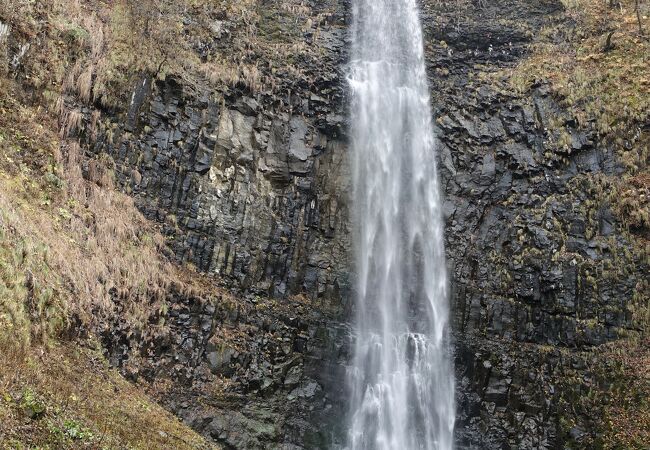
[636, 0, 645, 36]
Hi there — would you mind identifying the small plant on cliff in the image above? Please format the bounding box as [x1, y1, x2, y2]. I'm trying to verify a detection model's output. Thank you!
[20, 388, 46, 420]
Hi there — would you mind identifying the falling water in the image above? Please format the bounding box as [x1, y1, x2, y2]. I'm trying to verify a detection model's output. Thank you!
[346, 0, 455, 449]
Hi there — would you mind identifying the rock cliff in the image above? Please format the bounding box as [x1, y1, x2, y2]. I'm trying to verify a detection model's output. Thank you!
[91, 1, 354, 447]
[423, 0, 648, 447]
[0, 0, 647, 448]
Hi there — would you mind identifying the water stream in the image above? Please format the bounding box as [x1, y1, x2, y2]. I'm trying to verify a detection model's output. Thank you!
[346, 0, 456, 448]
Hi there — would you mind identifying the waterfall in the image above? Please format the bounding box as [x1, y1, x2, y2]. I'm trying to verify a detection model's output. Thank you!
[346, 0, 455, 448]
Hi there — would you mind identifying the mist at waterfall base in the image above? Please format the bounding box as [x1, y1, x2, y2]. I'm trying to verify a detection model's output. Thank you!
[345, 0, 456, 449]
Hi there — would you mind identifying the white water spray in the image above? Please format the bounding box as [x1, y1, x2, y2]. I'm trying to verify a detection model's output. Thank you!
[346, 0, 455, 448]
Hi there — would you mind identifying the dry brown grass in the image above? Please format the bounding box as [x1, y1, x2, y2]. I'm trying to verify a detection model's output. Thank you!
[0, 74, 218, 355]
[0, 46, 223, 445]
[200, 58, 263, 93]
[1, 0, 328, 111]
[599, 338, 650, 449]
[508, 0, 649, 136]
[0, 8, 229, 436]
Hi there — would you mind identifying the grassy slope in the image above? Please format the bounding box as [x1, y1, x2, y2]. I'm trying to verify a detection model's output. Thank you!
[0, 2, 227, 447]
[0, 58, 216, 450]
[0, 345, 214, 449]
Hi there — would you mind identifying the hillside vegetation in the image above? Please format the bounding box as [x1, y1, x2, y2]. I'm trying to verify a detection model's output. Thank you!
[503, 0, 649, 447]
[509, 0, 649, 233]
[0, 344, 214, 449]
[0, 1, 230, 447]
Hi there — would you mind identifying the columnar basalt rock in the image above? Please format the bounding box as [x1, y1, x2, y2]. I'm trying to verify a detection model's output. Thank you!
[96, 82, 351, 305]
[91, 1, 353, 447]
